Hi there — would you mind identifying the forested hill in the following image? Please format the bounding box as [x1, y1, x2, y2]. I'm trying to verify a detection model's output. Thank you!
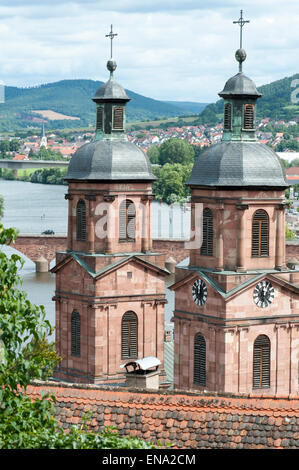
[163, 101, 209, 114]
[196, 73, 299, 125]
[0, 79, 195, 131]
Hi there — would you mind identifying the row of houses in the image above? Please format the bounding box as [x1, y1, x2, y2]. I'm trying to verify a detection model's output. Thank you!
[127, 123, 223, 152]
[2, 116, 299, 162]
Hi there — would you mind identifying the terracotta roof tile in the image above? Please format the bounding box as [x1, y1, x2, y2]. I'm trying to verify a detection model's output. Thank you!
[25, 382, 299, 449]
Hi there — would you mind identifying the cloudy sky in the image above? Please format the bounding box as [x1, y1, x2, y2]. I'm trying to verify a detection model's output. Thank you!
[0, 0, 298, 103]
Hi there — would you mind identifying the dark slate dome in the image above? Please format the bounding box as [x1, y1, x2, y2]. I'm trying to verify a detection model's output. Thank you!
[187, 142, 288, 188]
[93, 77, 129, 102]
[66, 138, 156, 182]
[219, 72, 262, 98]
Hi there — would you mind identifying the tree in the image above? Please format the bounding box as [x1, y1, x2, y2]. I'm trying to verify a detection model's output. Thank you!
[0, 195, 4, 219]
[0, 224, 156, 449]
[286, 223, 296, 240]
[158, 138, 194, 166]
[192, 145, 204, 160]
[0, 139, 10, 157]
[28, 148, 36, 159]
[289, 158, 299, 167]
[279, 157, 290, 169]
[152, 163, 193, 204]
[9, 139, 21, 152]
[147, 145, 160, 164]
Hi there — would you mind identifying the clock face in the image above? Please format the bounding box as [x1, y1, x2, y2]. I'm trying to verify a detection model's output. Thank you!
[192, 279, 207, 306]
[253, 281, 274, 308]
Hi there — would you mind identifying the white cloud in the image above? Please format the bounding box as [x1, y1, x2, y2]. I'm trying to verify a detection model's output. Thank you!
[0, 1, 298, 102]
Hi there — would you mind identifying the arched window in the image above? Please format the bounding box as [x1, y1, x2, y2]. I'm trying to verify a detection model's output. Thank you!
[252, 209, 269, 257]
[200, 208, 213, 256]
[253, 335, 270, 388]
[71, 310, 81, 357]
[76, 199, 86, 241]
[243, 104, 254, 129]
[194, 333, 206, 386]
[119, 199, 135, 242]
[121, 311, 138, 359]
[224, 103, 232, 130]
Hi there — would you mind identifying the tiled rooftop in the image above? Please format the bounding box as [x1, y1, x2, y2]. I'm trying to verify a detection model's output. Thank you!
[26, 381, 299, 449]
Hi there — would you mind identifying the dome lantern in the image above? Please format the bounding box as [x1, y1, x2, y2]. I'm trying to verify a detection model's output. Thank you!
[65, 26, 155, 183]
[187, 11, 288, 190]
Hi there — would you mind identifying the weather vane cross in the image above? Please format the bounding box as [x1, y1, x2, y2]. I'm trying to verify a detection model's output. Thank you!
[106, 24, 118, 59]
[233, 10, 250, 49]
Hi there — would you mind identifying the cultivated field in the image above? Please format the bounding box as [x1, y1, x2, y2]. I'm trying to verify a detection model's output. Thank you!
[32, 110, 80, 121]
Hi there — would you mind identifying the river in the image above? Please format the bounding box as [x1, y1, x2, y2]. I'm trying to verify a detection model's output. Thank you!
[0, 179, 184, 338]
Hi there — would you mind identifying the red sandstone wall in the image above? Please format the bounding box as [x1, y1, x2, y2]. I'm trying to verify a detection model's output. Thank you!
[152, 239, 189, 263]
[27, 381, 299, 449]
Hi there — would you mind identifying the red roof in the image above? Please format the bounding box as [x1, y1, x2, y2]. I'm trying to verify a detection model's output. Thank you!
[26, 381, 299, 449]
[286, 167, 299, 176]
[13, 154, 28, 160]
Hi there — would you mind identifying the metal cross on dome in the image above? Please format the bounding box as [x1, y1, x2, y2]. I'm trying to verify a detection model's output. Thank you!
[233, 10, 250, 49]
[106, 24, 118, 59]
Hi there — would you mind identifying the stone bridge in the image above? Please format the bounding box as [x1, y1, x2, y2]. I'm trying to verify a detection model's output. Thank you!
[8, 235, 190, 271]
[8, 235, 299, 271]
[0, 160, 69, 170]
[9, 234, 68, 269]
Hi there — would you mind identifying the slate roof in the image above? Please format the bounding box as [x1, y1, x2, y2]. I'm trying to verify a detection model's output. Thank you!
[187, 141, 289, 188]
[65, 138, 156, 182]
[92, 77, 129, 102]
[219, 72, 262, 98]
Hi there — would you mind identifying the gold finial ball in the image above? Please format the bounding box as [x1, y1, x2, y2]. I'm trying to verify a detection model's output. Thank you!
[107, 59, 117, 73]
[235, 48, 247, 64]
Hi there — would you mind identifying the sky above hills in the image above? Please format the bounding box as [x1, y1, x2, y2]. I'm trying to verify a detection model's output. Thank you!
[0, 0, 298, 102]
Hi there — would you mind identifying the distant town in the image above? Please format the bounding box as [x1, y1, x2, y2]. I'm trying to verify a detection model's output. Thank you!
[1, 116, 299, 162]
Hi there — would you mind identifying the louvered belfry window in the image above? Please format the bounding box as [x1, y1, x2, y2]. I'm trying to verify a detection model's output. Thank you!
[194, 333, 206, 386]
[224, 103, 232, 130]
[119, 199, 135, 242]
[200, 208, 213, 256]
[243, 104, 254, 129]
[253, 335, 270, 388]
[113, 106, 124, 130]
[96, 106, 103, 131]
[71, 310, 81, 357]
[252, 209, 269, 257]
[121, 311, 138, 359]
[76, 199, 86, 241]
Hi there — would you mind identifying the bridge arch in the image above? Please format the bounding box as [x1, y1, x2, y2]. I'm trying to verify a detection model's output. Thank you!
[6, 235, 67, 271]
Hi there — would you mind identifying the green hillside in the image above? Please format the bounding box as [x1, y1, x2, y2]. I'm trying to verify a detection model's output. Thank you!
[196, 73, 299, 125]
[0, 79, 189, 132]
[163, 101, 209, 114]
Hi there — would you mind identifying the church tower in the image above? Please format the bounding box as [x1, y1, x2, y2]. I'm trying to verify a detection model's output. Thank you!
[171, 12, 299, 395]
[52, 27, 169, 384]
[40, 123, 47, 149]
